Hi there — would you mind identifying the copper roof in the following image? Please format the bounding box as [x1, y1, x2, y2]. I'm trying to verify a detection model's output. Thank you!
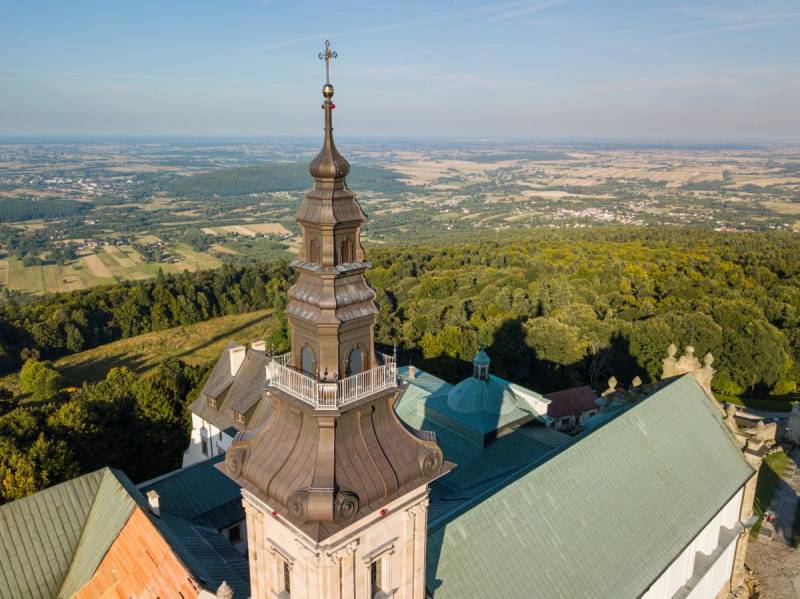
[221, 383, 452, 542]
[219, 51, 452, 541]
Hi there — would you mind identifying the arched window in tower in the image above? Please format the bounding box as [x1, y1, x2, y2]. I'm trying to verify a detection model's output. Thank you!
[309, 239, 320, 264]
[340, 237, 353, 263]
[347, 347, 363, 376]
[301, 346, 315, 376]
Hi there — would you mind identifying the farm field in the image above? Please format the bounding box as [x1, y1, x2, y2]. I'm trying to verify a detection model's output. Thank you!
[0, 244, 224, 295]
[0, 309, 272, 393]
[5, 254, 112, 294]
[201, 222, 292, 237]
[2, 140, 799, 296]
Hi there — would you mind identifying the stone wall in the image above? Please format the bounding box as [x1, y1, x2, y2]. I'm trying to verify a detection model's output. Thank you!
[243, 486, 430, 599]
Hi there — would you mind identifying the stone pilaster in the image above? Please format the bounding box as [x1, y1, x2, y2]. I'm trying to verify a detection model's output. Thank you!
[408, 499, 429, 599]
[335, 541, 359, 599]
[730, 471, 759, 589]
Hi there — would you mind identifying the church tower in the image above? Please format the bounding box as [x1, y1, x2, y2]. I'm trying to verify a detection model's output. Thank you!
[220, 41, 452, 599]
[287, 39, 376, 383]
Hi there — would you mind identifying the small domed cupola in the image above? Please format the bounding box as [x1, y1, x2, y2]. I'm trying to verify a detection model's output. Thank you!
[473, 347, 491, 381]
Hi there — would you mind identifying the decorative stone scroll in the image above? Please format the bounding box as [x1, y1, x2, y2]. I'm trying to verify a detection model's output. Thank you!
[661, 344, 715, 396]
[405, 499, 430, 520]
[288, 490, 310, 522]
[226, 446, 247, 477]
[417, 445, 444, 478]
[601, 376, 618, 397]
[334, 491, 359, 524]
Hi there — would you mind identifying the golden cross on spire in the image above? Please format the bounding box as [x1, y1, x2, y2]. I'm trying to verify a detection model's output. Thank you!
[318, 39, 337, 85]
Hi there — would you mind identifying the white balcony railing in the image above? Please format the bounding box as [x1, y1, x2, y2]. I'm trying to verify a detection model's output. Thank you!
[266, 351, 397, 410]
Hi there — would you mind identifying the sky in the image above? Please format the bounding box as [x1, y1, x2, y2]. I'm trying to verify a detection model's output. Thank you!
[0, 0, 799, 141]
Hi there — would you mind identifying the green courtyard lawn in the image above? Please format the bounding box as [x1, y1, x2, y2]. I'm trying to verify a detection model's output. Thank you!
[716, 393, 795, 413]
[752, 450, 792, 537]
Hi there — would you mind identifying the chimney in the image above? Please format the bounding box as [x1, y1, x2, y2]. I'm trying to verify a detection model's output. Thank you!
[251, 340, 266, 352]
[408, 365, 416, 379]
[146, 490, 160, 517]
[229, 345, 246, 376]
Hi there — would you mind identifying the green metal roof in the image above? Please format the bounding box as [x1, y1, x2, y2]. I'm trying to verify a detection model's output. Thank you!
[58, 469, 140, 598]
[398, 366, 453, 396]
[425, 375, 755, 599]
[138, 456, 250, 596]
[0, 458, 250, 599]
[396, 367, 569, 524]
[0, 468, 137, 599]
[139, 454, 243, 526]
[427, 374, 536, 439]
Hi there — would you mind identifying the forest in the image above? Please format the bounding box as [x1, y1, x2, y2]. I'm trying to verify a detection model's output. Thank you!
[0, 198, 89, 222]
[365, 228, 800, 398]
[143, 161, 410, 198]
[0, 261, 293, 372]
[1, 226, 799, 502]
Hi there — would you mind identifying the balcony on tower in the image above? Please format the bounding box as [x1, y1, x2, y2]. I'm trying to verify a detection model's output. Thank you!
[266, 350, 397, 409]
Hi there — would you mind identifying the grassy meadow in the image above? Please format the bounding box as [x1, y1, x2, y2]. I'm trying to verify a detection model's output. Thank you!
[0, 309, 272, 394]
[752, 450, 792, 537]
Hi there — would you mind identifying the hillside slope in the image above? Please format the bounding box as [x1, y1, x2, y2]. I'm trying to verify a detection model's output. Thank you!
[0, 309, 272, 393]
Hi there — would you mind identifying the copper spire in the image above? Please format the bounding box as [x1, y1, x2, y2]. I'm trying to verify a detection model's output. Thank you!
[309, 40, 350, 181]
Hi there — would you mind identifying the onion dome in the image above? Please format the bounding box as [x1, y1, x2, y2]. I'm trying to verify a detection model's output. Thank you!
[308, 85, 350, 180]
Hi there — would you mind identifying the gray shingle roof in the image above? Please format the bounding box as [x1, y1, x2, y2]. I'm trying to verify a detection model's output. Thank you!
[188, 344, 270, 434]
[227, 349, 269, 416]
[425, 375, 755, 599]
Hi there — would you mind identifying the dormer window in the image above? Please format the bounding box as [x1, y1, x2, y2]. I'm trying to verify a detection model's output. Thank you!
[208, 396, 217, 408]
[235, 411, 245, 424]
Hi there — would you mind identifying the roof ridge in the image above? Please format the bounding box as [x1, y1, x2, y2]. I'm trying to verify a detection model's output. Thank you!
[56, 468, 136, 598]
[676, 374, 756, 471]
[429, 374, 746, 530]
[0, 468, 107, 598]
[425, 373, 756, 599]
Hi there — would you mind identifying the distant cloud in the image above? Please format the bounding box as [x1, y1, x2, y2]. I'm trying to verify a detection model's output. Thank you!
[655, 11, 800, 42]
[237, 0, 567, 53]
